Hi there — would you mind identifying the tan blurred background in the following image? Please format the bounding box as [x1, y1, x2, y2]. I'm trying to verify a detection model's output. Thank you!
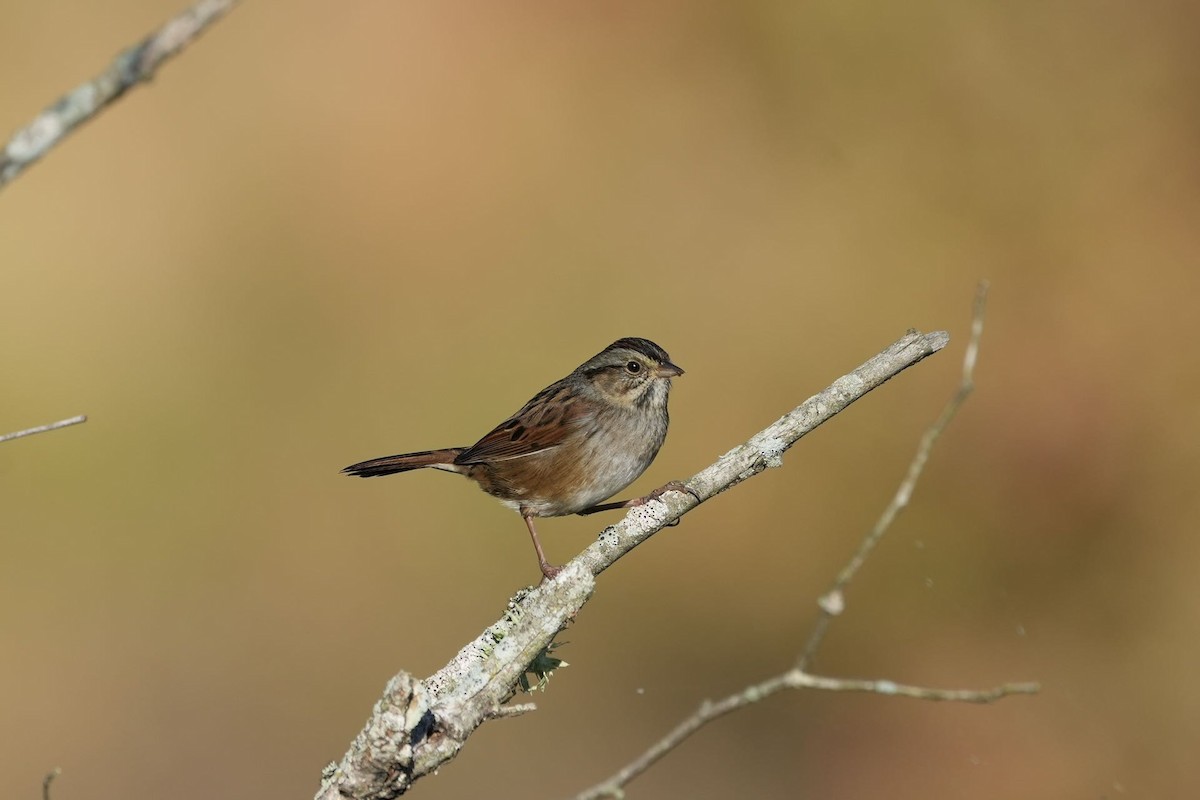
[3, 1, 1198, 797]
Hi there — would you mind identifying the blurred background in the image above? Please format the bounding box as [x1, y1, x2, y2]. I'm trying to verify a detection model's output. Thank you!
[3, 1, 1197, 797]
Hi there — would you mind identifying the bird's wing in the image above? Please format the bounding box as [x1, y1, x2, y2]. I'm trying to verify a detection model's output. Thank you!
[454, 381, 591, 464]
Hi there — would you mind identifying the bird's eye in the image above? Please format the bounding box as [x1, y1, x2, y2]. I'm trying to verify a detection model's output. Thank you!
[625, 361, 642, 374]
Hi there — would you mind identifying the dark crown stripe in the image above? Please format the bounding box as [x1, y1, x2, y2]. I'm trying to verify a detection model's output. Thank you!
[607, 337, 670, 364]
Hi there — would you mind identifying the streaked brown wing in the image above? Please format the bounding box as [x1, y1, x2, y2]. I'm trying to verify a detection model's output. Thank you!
[454, 381, 590, 465]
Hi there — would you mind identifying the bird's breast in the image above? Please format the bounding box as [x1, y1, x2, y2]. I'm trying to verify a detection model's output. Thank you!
[535, 407, 668, 516]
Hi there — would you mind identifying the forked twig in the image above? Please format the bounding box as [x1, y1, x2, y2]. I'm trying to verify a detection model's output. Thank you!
[572, 283, 1038, 800]
[573, 672, 1037, 800]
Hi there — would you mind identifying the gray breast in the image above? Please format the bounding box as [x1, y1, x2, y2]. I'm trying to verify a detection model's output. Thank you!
[563, 405, 668, 513]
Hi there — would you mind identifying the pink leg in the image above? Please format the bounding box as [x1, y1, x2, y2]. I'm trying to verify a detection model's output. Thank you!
[523, 512, 561, 579]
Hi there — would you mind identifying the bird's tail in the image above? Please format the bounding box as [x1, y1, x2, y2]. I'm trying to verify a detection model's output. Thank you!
[342, 448, 466, 477]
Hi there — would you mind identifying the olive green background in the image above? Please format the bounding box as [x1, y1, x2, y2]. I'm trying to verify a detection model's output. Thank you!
[3, 2, 1197, 798]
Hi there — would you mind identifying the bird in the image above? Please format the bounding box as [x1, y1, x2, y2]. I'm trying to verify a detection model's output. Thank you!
[343, 337, 688, 579]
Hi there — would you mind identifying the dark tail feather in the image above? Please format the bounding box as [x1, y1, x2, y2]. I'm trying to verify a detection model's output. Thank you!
[342, 448, 466, 477]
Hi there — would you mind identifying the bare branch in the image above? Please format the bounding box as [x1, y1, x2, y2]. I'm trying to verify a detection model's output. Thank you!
[315, 329, 950, 799]
[0, 0, 241, 191]
[0, 415, 87, 444]
[43, 767, 61, 800]
[792, 671, 1040, 703]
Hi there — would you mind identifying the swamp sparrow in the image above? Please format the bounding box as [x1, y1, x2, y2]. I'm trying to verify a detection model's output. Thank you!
[343, 337, 688, 579]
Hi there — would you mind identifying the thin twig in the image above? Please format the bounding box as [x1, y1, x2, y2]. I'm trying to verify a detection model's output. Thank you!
[798, 281, 989, 670]
[573, 673, 795, 800]
[0, 415, 87, 444]
[43, 768, 61, 800]
[315, 329, 950, 800]
[791, 671, 1040, 703]
[572, 284, 1036, 800]
[489, 703, 538, 719]
[0, 0, 241, 190]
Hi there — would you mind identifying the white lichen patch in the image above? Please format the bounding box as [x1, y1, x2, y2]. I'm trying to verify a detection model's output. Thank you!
[754, 434, 787, 468]
[596, 526, 621, 546]
[7, 113, 63, 160]
[627, 502, 669, 528]
[832, 373, 865, 396]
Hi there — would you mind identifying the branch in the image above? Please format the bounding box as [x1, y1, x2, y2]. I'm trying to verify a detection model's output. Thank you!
[0, 415, 87, 444]
[43, 768, 61, 800]
[572, 671, 1039, 800]
[572, 283, 1039, 800]
[0, 0, 241, 191]
[315, 328, 949, 799]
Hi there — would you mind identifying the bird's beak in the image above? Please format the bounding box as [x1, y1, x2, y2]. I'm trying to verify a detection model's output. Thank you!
[656, 361, 684, 378]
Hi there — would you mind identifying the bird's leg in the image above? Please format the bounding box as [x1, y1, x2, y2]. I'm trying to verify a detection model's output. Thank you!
[576, 481, 700, 517]
[523, 511, 561, 580]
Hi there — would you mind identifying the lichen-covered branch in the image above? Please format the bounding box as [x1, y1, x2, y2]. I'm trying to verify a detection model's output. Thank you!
[0, 0, 241, 191]
[315, 329, 950, 799]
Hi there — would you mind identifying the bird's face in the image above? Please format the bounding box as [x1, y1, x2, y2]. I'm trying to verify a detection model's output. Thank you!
[578, 337, 683, 411]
